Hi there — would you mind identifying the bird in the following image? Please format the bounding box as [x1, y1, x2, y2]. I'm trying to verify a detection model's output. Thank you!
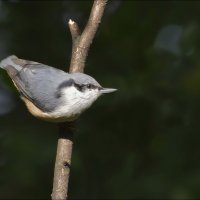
[0, 55, 117, 122]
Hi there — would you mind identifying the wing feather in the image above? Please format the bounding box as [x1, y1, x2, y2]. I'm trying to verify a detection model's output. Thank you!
[11, 63, 70, 112]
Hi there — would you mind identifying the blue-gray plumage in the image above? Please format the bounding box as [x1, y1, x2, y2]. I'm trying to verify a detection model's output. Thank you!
[0, 55, 117, 122]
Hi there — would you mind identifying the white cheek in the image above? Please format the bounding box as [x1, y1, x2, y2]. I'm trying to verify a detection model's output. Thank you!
[64, 87, 80, 102]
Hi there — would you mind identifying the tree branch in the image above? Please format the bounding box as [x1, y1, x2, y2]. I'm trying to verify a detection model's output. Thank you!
[69, 0, 108, 73]
[51, 123, 74, 200]
[52, 0, 108, 200]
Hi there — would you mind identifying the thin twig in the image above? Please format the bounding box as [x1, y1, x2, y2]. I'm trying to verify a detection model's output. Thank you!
[52, 0, 108, 200]
[69, 0, 108, 73]
[68, 19, 80, 42]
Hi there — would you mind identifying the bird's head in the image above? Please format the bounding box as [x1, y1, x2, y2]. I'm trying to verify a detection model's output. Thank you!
[58, 73, 117, 116]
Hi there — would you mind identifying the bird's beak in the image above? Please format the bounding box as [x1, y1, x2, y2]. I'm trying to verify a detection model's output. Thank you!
[100, 88, 117, 94]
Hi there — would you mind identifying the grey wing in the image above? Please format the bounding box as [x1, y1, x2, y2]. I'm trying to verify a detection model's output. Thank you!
[13, 64, 70, 112]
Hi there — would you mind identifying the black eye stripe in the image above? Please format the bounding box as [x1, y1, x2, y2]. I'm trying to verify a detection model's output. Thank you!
[58, 79, 74, 89]
[57, 79, 99, 92]
[74, 83, 83, 91]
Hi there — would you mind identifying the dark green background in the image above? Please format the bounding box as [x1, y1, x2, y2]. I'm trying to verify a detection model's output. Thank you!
[0, 0, 200, 199]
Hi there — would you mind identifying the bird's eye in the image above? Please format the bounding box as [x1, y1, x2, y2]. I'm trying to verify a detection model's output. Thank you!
[86, 84, 92, 89]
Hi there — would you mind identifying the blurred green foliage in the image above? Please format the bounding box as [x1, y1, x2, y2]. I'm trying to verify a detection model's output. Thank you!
[0, 0, 200, 199]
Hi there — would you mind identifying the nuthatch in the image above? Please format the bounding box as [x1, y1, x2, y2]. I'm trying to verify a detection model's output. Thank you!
[0, 55, 117, 122]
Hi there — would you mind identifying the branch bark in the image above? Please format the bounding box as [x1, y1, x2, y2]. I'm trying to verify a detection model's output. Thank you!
[69, 0, 108, 73]
[51, 123, 74, 200]
[51, 0, 108, 200]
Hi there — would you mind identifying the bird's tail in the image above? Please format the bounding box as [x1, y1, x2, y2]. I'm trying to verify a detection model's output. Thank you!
[0, 55, 22, 71]
[0, 55, 23, 77]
